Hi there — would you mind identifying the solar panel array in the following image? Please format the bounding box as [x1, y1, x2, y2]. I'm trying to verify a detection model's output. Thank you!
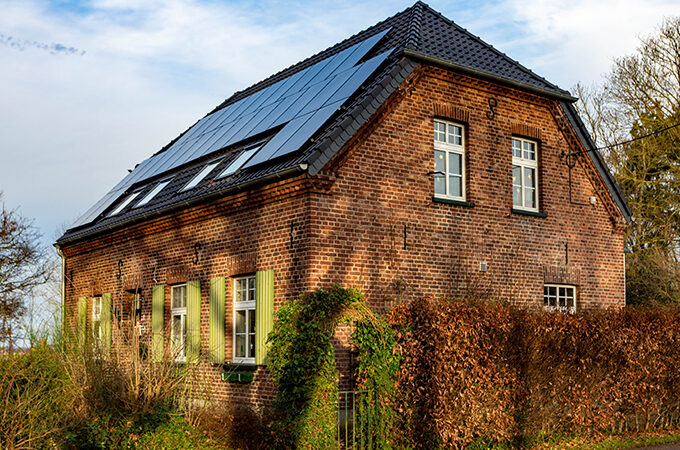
[71, 29, 391, 228]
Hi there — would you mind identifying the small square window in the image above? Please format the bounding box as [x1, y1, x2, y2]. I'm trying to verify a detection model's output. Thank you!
[544, 284, 576, 314]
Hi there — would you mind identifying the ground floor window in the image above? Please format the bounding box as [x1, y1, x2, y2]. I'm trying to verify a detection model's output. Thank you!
[171, 284, 187, 362]
[92, 296, 102, 345]
[233, 276, 256, 364]
[544, 284, 576, 313]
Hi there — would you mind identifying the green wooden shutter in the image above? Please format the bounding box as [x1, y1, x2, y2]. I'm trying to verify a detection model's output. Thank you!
[186, 280, 201, 363]
[209, 277, 225, 364]
[255, 270, 274, 365]
[101, 293, 112, 353]
[77, 297, 87, 347]
[152, 285, 165, 362]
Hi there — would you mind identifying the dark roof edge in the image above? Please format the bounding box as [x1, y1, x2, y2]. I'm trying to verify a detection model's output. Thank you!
[56, 164, 309, 247]
[560, 101, 632, 222]
[401, 48, 578, 102]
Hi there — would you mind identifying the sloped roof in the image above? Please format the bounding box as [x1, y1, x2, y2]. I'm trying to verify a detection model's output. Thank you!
[57, 2, 627, 245]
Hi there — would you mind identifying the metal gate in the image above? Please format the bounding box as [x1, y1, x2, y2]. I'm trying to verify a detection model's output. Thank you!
[337, 390, 380, 449]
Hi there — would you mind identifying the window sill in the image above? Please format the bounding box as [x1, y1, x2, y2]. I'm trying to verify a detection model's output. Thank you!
[221, 363, 258, 372]
[512, 208, 547, 218]
[432, 196, 475, 208]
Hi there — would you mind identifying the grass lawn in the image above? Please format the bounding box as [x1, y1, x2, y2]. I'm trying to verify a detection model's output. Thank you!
[530, 430, 680, 449]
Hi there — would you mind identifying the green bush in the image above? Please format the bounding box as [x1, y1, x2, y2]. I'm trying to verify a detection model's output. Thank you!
[267, 285, 398, 448]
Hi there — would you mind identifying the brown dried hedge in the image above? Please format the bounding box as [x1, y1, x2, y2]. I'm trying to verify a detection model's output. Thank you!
[389, 298, 680, 448]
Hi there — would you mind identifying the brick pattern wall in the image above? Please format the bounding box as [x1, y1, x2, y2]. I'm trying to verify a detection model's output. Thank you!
[61, 63, 626, 410]
[307, 66, 625, 311]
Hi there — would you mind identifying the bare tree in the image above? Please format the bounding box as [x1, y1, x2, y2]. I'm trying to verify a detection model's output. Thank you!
[574, 17, 680, 305]
[0, 193, 50, 352]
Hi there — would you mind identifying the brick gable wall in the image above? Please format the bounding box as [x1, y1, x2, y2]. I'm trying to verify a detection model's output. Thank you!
[308, 65, 624, 311]
[60, 63, 625, 409]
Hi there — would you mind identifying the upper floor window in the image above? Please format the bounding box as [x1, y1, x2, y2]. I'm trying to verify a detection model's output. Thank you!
[233, 276, 256, 364]
[544, 284, 576, 314]
[171, 285, 187, 362]
[434, 120, 465, 201]
[512, 137, 538, 211]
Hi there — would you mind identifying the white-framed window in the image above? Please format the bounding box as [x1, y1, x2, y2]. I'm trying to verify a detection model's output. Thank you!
[233, 276, 256, 364]
[171, 284, 187, 362]
[512, 137, 539, 211]
[433, 119, 466, 201]
[92, 296, 102, 345]
[544, 284, 576, 314]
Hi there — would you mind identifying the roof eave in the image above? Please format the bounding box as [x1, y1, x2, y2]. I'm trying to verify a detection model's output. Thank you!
[401, 48, 578, 102]
[56, 163, 309, 247]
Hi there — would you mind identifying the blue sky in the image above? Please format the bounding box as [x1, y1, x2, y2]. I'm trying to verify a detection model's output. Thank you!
[0, 0, 676, 248]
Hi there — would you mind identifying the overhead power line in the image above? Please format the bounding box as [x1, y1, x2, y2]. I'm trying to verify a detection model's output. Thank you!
[568, 121, 680, 157]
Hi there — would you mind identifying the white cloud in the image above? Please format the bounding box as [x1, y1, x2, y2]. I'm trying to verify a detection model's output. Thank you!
[0, 0, 674, 244]
[483, 0, 677, 88]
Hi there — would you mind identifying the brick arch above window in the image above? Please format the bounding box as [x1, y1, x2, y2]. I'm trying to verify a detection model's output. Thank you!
[433, 103, 470, 123]
[511, 122, 542, 141]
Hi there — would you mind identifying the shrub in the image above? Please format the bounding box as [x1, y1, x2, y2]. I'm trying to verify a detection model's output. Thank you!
[0, 315, 210, 448]
[390, 298, 680, 448]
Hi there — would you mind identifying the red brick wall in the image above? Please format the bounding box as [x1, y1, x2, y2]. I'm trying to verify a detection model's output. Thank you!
[306, 66, 625, 310]
[60, 63, 626, 409]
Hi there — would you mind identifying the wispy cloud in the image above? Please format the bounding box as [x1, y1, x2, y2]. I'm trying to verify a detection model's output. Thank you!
[0, 33, 85, 55]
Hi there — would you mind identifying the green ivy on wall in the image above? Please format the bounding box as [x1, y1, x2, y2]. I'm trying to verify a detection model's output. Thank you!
[267, 285, 399, 449]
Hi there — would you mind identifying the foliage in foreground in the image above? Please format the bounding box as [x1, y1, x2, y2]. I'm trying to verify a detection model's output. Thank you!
[267, 285, 398, 449]
[390, 298, 680, 449]
[0, 320, 216, 449]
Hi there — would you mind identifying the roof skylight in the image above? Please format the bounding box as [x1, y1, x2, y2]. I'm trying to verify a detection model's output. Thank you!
[217, 145, 261, 179]
[136, 179, 171, 207]
[108, 192, 141, 216]
[182, 160, 221, 191]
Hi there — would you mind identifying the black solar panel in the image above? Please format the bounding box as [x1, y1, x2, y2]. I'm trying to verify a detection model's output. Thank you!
[70, 29, 390, 228]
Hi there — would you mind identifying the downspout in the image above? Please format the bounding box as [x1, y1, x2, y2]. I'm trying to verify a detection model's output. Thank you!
[55, 244, 65, 335]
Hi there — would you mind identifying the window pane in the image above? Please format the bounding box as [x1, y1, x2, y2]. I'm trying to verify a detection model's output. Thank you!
[235, 335, 245, 358]
[434, 150, 446, 195]
[248, 277, 255, 301]
[247, 333, 255, 359]
[248, 309, 256, 335]
[523, 141, 536, 160]
[549, 286, 557, 296]
[434, 121, 446, 142]
[449, 153, 461, 176]
[512, 139, 521, 158]
[523, 167, 535, 189]
[172, 286, 186, 308]
[235, 310, 246, 334]
[448, 124, 462, 145]
[513, 166, 522, 206]
[172, 315, 182, 348]
[236, 279, 246, 302]
[525, 188, 536, 208]
[449, 175, 462, 197]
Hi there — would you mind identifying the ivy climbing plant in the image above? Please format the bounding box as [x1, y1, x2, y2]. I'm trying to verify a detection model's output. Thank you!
[267, 285, 399, 449]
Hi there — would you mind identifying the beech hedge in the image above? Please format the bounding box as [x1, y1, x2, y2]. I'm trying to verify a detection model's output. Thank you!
[389, 298, 680, 448]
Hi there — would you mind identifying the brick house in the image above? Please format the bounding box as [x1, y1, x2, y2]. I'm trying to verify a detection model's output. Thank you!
[56, 2, 630, 405]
